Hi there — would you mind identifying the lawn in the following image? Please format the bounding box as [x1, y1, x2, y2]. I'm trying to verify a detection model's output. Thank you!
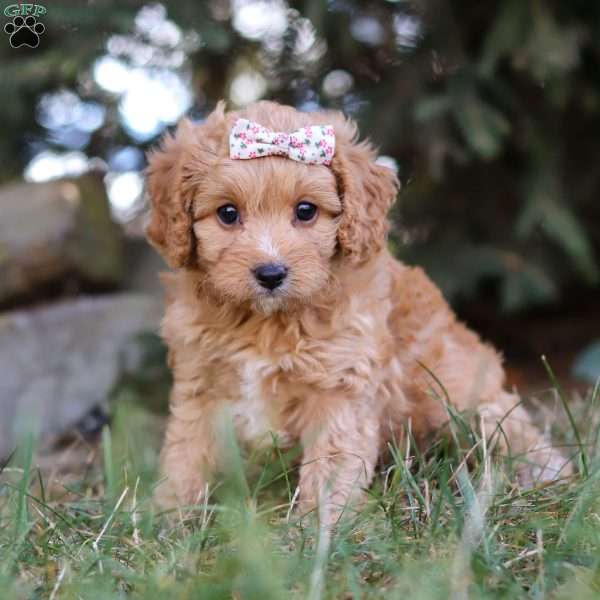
[1, 379, 599, 600]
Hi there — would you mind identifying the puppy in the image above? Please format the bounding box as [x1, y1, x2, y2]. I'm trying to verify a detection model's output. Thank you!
[146, 100, 569, 521]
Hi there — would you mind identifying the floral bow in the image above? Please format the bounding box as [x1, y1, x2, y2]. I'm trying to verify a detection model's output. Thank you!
[229, 118, 335, 165]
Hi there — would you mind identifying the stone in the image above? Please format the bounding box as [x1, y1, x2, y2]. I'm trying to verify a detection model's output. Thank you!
[0, 294, 162, 459]
[0, 174, 123, 305]
[122, 237, 170, 295]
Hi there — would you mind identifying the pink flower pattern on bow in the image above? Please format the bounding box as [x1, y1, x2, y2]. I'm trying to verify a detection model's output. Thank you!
[229, 118, 335, 165]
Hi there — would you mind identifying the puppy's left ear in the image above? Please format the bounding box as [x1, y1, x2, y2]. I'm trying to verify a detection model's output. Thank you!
[330, 116, 400, 264]
[146, 102, 226, 268]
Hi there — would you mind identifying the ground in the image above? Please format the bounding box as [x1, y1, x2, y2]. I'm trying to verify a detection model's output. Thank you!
[0, 374, 599, 599]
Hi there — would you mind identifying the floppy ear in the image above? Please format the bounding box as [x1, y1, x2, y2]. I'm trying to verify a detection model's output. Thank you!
[146, 103, 226, 268]
[330, 116, 400, 264]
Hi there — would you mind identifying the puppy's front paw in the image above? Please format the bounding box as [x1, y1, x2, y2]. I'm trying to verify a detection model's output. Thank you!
[153, 475, 206, 513]
[298, 483, 366, 527]
[515, 445, 573, 487]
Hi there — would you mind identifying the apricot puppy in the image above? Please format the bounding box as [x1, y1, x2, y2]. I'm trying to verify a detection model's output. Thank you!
[147, 100, 569, 521]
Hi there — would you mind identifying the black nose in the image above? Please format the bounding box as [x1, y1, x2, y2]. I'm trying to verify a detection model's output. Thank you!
[253, 263, 288, 290]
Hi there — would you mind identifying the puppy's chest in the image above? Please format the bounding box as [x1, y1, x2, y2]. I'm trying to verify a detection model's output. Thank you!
[211, 314, 386, 446]
[228, 355, 293, 448]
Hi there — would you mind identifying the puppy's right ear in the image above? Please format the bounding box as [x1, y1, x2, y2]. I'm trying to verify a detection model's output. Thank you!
[146, 102, 226, 268]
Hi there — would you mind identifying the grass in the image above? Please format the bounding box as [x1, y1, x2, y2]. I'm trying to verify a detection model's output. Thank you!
[1, 380, 600, 599]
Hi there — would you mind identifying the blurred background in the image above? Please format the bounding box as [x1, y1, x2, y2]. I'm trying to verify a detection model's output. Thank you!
[1, 0, 599, 461]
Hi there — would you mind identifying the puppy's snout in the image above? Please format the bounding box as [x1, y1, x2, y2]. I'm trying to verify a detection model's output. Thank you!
[253, 263, 288, 290]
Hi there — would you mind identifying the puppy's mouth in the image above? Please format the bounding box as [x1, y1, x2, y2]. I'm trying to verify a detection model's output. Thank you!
[251, 288, 287, 315]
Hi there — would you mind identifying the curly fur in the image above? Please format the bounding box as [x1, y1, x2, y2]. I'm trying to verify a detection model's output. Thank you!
[146, 100, 571, 523]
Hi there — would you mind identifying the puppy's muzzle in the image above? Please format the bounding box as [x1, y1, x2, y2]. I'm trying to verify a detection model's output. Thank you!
[253, 263, 288, 290]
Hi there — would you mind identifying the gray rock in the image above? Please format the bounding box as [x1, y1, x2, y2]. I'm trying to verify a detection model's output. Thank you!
[122, 237, 170, 296]
[0, 175, 123, 304]
[0, 294, 162, 459]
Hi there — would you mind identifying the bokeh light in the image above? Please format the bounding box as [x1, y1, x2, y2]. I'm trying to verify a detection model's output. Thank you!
[24, 151, 91, 183]
[232, 0, 288, 41]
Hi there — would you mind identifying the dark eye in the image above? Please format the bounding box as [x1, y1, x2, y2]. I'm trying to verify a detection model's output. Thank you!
[216, 203, 239, 225]
[295, 201, 317, 222]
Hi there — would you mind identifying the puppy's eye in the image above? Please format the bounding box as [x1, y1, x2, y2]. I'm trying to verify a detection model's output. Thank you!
[295, 201, 317, 222]
[216, 204, 239, 225]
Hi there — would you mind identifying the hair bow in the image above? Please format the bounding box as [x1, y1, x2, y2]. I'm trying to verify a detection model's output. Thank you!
[229, 118, 335, 166]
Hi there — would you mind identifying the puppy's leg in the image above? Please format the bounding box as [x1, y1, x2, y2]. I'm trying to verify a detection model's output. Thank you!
[478, 391, 572, 484]
[298, 400, 380, 525]
[155, 406, 217, 510]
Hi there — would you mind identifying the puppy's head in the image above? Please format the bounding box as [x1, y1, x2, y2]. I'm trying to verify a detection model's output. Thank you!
[146, 101, 399, 313]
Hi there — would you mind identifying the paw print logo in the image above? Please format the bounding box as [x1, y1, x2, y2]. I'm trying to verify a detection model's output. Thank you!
[4, 15, 45, 48]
